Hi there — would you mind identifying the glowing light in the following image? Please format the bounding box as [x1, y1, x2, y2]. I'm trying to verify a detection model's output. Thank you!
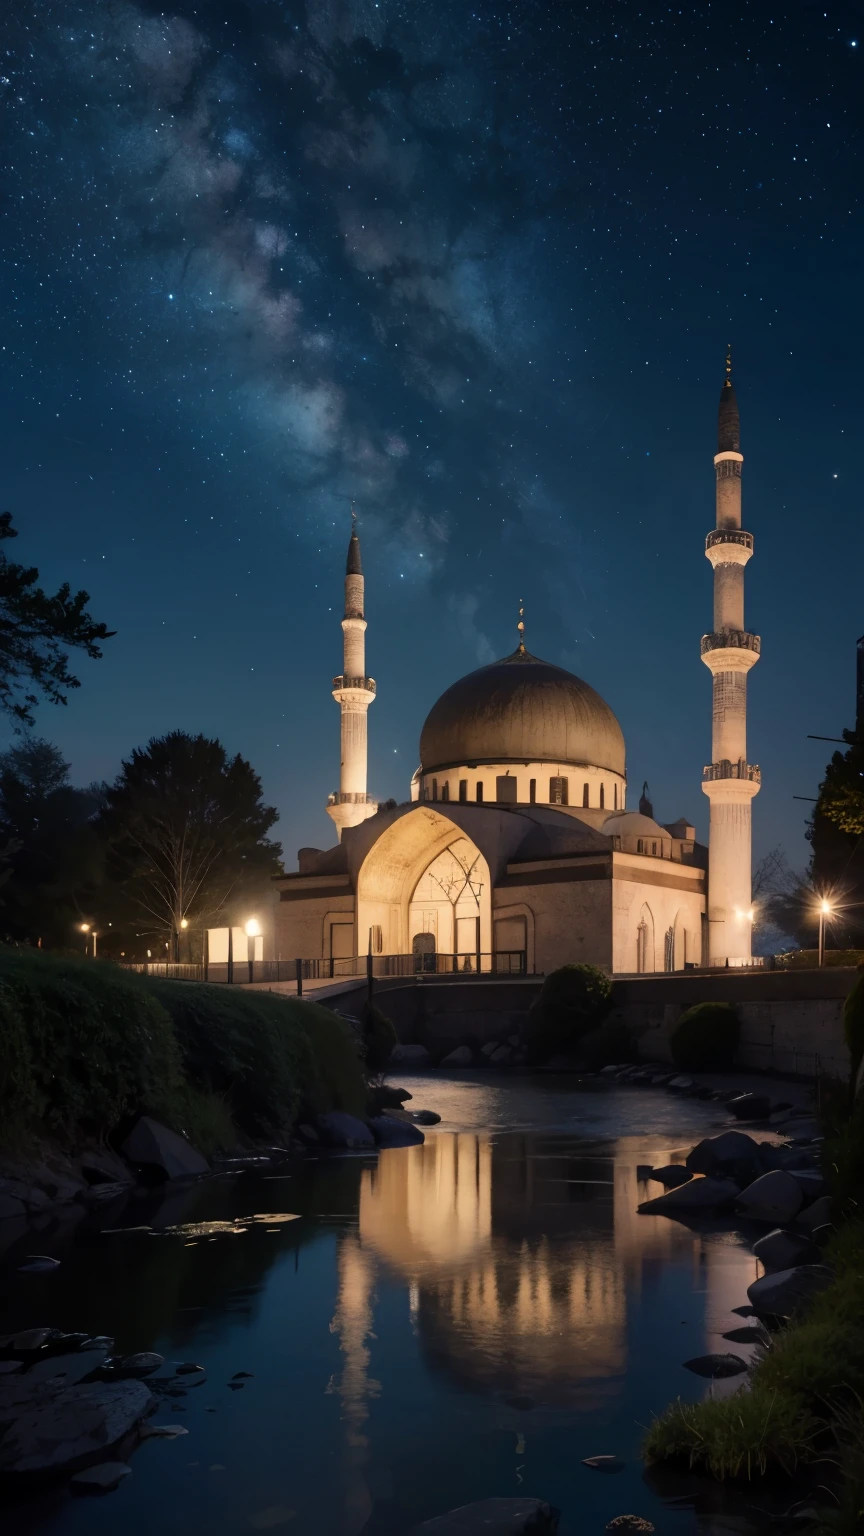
[79, 923, 90, 933]
[245, 918, 261, 938]
[180, 917, 189, 929]
[820, 899, 833, 915]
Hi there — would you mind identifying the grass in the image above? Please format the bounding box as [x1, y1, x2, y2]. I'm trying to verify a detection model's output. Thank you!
[642, 1385, 821, 1480]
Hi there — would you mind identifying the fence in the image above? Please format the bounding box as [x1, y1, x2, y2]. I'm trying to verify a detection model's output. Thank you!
[122, 951, 529, 991]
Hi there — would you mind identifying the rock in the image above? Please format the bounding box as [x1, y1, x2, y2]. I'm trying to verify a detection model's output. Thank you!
[314, 1112, 375, 1149]
[795, 1195, 832, 1232]
[480, 1042, 500, 1057]
[753, 1228, 820, 1271]
[405, 1110, 442, 1125]
[582, 1455, 625, 1472]
[736, 1171, 803, 1224]
[368, 1116, 425, 1148]
[728, 1093, 772, 1121]
[140, 1422, 188, 1438]
[606, 1521, 655, 1534]
[649, 1165, 692, 1189]
[440, 1046, 473, 1067]
[0, 1328, 54, 1353]
[668, 1076, 695, 1090]
[722, 1324, 771, 1346]
[0, 1380, 152, 1478]
[651, 1074, 673, 1085]
[0, 1364, 21, 1377]
[23, 1349, 108, 1387]
[390, 1043, 430, 1066]
[0, 1193, 26, 1221]
[600, 1064, 619, 1076]
[638, 1177, 739, 1215]
[79, 1158, 133, 1187]
[790, 1171, 824, 1202]
[88, 1182, 132, 1203]
[17, 1255, 61, 1274]
[685, 1131, 761, 1176]
[175, 1363, 204, 1375]
[119, 1352, 164, 1376]
[70, 1460, 131, 1492]
[406, 1499, 560, 1534]
[747, 1264, 834, 1318]
[683, 1353, 748, 1378]
[490, 1045, 512, 1063]
[121, 1117, 209, 1180]
[368, 1084, 412, 1110]
[811, 1223, 835, 1246]
[295, 1124, 319, 1145]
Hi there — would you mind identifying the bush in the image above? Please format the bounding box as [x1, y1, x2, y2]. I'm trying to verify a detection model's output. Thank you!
[361, 1002, 397, 1076]
[577, 1018, 635, 1068]
[523, 963, 612, 1062]
[669, 1000, 740, 1071]
[0, 950, 180, 1141]
[145, 982, 368, 1135]
[843, 971, 864, 1089]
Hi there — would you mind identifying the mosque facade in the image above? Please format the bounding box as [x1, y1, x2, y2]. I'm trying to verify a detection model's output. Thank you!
[274, 363, 757, 974]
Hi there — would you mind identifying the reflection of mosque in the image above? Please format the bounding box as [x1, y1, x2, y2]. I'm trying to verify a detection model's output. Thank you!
[332, 1136, 749, 1410]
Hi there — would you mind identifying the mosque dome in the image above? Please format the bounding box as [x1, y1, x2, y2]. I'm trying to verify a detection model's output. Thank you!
[419, 647, 626, 776]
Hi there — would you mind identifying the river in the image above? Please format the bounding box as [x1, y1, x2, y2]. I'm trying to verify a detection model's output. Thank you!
[1, 1075, 782, 1535]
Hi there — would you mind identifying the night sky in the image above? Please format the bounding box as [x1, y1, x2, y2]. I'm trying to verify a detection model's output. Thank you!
[2, 1, 862, 871]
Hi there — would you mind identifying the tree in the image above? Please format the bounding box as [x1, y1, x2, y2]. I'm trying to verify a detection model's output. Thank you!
[0, 737, 102, 946]
[100, 731, 282, 955]
[0, 513, 113, 726]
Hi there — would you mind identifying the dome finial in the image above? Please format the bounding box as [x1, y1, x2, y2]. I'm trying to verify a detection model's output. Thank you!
[346, 501, 362, 575]
[517, 599, 526, 653]
[725, 342, 732, 382]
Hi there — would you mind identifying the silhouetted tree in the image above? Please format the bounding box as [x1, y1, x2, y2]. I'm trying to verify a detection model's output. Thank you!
[0, 513, 113, 726]
[0, 737, 102, 946]
[100, 731, 282, 955]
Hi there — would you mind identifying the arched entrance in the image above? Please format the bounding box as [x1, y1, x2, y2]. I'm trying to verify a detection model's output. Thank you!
[356, 807, 492, 960]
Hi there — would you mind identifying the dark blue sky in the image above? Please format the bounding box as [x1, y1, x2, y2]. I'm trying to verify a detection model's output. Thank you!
[1, 0, 861, 871]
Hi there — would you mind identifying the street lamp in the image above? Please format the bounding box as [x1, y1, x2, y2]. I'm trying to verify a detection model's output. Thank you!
[245, 918, 261, 938]
[79, 923, 96, 959]
[818, 899, 833, 967]
[245, 918, 261, 983]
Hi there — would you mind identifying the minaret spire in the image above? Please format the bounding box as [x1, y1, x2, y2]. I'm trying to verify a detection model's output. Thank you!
[517, 599, 526, 653]
[701, 353, 761, 963]
[326, 512, 378, 841]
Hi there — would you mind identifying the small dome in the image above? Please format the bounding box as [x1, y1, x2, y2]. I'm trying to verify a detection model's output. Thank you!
[602, 812, 668, 840]
[419, 647, 625, 776]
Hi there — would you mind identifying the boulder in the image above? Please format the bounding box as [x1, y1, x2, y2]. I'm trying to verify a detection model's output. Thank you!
[752, 1229, 820, 1272]
[70, 1461, 131, 1492]
[685, 1131, 761, 1176]
[0, 1193, 26, 1221]
[481, 1042, 500, 1058]
[140, 1423, 188, 1438]
[0, 1380, 153, 1478]
[407, 1110, 441, 1125]
[390, 1043, 430, 1066]
[605, 1522, 654, 1535]
[649, 1166, 693, 1189]
[440, 1046, 473, 1067]
[600, 1064, 620, 1076]
[0, 1328, 55, 1354]
[119, 1352, 163, 1376]
[582, 1455, 625, 1473]
[668, 1076, 695, 1090]
[0, 1364, 21, 1378]
[790, 1171, 824, 1202]
[121, 1118, 209, 1180]
[314, 1112, 375, 1149]
[368, 1117, 425, 1148]
[722, 1324, 771, 1346]
[736, 1171, 803, 1224]
[23, 1349, 108, 1388]
[406, 1498, 560, 1534]
[369, 1085, 412, 1109]
[795, 1195, 833, 1232]
[683, 1353, 748, 1378]
[638, 1177, 739, 1215]
[490, 1045, 513, 1063]
[728, 1093, 772, 1121]
[747, 1264, 834, 1318]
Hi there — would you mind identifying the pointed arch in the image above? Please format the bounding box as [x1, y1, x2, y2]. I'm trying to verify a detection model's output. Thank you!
[636, 902, 655, 974]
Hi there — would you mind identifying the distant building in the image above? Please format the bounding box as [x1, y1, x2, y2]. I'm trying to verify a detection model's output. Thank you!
[275, 361, 759, 973]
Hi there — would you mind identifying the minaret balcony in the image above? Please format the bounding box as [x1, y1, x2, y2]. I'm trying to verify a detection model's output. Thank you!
[700, 630, 760, 673]
[705, 529, 753, 568]
[328, 791, 378, 806]
[703, 759, 761, 784]
[332, 674, 376, 695]
[702, 759, 761, 801]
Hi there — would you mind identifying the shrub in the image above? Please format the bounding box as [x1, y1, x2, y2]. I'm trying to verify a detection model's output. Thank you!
[669, 1000, 740, 1071]
[361, 1002, 397, 1076]
[523, 963, 612, 1062]
[0, 950, 180, 1141]
[843, 971, 864, 1089]
[577, 1018, 635, 1068]
[145, 982, 367, 1135]
[642, 1385, 819, 1480]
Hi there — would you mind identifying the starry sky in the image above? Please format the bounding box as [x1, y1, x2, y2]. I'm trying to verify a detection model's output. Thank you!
[2, 0, 862, 871]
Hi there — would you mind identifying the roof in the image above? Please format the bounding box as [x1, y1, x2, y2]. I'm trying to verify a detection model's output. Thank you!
[419, 646, 626, 776]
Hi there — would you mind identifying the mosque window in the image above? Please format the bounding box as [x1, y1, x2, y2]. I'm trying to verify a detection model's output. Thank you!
[476, 782, 484, 803]
[599, 784, 605, 809]
[614, 783, 618, 810]
[549, 776, 569, 805]
[459, 780, 467, 803]
[496, 775, 517, 803]
[582, 783, 589, 807]
[637, 839, 644, 854]
[652, 841, 657, 855]
[432, 778, 438, 801]
[441, 781, 450, 802]
[529, 778, 536, 803]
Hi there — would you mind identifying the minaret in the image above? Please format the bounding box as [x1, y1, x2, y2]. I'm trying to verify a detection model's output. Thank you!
[701, 350, 761, 964]
[326, 516, 378, 841]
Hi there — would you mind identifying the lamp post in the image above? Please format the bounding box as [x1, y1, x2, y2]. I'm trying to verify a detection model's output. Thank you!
[818, 899, 832, 967]
[79, 923, 96, 958]
[245, 918, 261, 984]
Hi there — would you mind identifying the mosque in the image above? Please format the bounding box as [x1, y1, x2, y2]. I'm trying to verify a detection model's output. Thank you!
[274, 359, 760, 974]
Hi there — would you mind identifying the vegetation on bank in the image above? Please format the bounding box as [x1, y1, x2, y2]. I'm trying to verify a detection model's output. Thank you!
[669, 1000, 740, 1071]
[0, 950, 367, 1155]
[523, 963, 613, 1062]
[643, 1080, 864, 1533]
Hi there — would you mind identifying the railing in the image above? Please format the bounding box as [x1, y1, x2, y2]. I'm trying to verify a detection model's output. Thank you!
[705, 529, 753, 553]
[332, 675, 376, 693]
[702, 759, 762, 783]
[327, 790, 378, 806]
[700, 630, 761, 656]
[121, 951, 530, 989]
